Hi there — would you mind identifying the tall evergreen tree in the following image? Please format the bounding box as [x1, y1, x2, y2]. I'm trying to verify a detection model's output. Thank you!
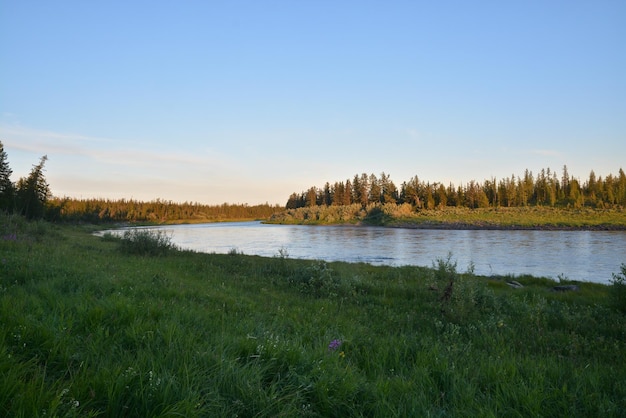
[567, 178, 583, 208]
[379, 172, 397, 204]
[304, 187, 317, 207]
[585, 170, 599, 207]
[483, 178, 497, 207]
[286, 192, 301, 209]
[424, 183, 435, 209]
[358, 173, 369, 206]
[561, 165, 570, 202]
[343, 179, 353, 206]
[435, 183, 447, 208]
[547, 169, 557, 206]
[368, 174, 381, 204]
[446, 183, 458, 207]
[0, 141, 15, 212]
[15, 155, 50, 219]
[618, 169, 626, 205]
[351, 175, 361, 205]
[322, 182, 332, 206]
[402, 176, 421, 207]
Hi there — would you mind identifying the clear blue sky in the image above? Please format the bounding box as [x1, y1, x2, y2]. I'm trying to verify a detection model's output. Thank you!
[1, 1, 624, 205]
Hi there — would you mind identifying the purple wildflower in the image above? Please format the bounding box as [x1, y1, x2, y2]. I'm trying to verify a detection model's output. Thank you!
[328, 339, 342, 352]
[2, 233, 17, 242]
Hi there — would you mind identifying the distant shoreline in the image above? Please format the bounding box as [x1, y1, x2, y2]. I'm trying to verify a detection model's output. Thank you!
[382, 221, 626, 231]
[265, 205, 626, 231]
[261, 219, 626, 231]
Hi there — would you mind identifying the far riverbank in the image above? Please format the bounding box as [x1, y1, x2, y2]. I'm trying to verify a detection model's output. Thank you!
[267, 205, 626, 231]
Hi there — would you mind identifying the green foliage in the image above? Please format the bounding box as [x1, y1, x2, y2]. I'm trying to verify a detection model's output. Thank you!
[118, 229, 178, 256]
[610, 263, 626, 313]
[289, 260, 341, 298]
[429, 253, 498, 321]
[432, 252, 459, 283]
[1, 217, 626, 416]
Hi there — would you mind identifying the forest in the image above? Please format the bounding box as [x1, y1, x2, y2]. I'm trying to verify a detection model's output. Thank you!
[2, 139, 625, 223]
[48, 198, 281, 223]
[286, 167, 626, 210]
[0, 140, 280, 223]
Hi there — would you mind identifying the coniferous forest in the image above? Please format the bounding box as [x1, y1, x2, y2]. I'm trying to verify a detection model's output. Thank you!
[49, 198, 281, 223]
[286, 168, 626, 210]
[0, 140, 280, 223]
[2, 140, 625, 224]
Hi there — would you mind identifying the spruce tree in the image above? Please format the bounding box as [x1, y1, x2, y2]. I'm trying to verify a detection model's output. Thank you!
[15, 155, 50, 219]
[0, 141, 15, 212]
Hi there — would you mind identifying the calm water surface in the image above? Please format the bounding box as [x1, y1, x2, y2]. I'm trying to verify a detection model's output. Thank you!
[107, 221, 626, 283]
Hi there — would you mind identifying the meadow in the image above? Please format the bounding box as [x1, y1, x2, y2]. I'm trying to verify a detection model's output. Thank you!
[1, 213, 625, 417]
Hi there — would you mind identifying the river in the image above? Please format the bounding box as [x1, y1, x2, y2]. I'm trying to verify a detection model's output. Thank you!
[104, 221, 626, 284]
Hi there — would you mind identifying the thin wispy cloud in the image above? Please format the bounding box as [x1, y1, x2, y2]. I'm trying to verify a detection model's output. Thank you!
[0, 123, 233, 170]
[531, 149, 562, 157]
[0, 123, 110, 144]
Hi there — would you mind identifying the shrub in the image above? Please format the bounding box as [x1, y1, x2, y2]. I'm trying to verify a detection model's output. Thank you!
[430, 253, 499, 321]
[118, 229, 178, 256]
[100, 231, 119, 242]
[289, 260, 340, 298]
[610, 263, 626, 313]
[432, 252, 458, 284]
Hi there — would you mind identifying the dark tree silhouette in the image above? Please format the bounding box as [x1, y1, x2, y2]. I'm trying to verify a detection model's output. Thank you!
[15, 155, 50, 219]
[0, 141, 15, 212]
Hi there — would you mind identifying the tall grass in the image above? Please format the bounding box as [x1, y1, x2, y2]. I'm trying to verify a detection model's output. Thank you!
[1, 214, 625, 416]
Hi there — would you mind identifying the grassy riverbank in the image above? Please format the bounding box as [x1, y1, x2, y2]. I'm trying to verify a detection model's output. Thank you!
[268, 204, 626, 230]
[1, 214, 626, 416]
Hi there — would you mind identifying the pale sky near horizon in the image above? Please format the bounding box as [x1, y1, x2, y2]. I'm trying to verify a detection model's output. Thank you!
[1, 1, 624, 205]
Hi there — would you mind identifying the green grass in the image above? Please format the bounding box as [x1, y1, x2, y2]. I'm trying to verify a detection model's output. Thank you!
[1, 213, 626, 416]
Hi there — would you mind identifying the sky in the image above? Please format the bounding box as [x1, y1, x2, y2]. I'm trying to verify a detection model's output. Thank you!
[1, 1, 625, 205]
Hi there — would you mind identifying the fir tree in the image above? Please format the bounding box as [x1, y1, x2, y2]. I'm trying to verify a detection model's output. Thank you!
[15, 155, 50, 219]
[0, 141, 15, 212]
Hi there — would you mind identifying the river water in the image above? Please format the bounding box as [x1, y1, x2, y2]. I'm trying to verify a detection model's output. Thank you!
[105, 221, 626, 284]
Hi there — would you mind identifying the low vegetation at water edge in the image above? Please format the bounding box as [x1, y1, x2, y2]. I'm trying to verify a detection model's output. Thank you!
[269, 204, 626, 229]
[1, 213, 626, 416]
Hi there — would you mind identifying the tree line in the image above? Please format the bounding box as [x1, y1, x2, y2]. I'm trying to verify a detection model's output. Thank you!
[50, 198, 280, 223]
[286, 167, 626, 210]
[0, 140, 280, 222]
[0, 141, 51, 219]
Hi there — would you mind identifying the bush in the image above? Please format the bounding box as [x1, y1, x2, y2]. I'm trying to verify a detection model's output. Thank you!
[610, 263, 626, 313]
[430, 253, 499, 321]
[289, 260, 340, 298]
[118, 229, 178, 256]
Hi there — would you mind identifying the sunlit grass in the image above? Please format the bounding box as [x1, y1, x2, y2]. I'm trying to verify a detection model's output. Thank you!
[1, 214, 625, 416]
